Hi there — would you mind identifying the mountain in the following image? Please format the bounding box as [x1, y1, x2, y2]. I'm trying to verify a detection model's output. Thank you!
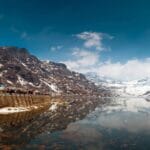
[0, 46, 109, 96]
[86, 72, 150, 97]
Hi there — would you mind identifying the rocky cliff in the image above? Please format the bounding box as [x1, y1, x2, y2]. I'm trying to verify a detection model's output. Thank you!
[0, 46, 109, 96]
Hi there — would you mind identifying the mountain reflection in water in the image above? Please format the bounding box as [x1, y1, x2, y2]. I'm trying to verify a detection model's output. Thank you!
[0, 96, 107, 149]
[1, 97, 150, 149]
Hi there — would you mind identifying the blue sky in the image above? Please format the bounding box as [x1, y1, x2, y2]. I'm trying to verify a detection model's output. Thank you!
[1, 0, 150, 80]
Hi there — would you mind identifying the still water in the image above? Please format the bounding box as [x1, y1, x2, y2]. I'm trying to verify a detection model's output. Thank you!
[1, 97, 150, 150]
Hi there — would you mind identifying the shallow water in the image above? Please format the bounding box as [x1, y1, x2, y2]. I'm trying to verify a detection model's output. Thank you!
[1, 97, 150, 149]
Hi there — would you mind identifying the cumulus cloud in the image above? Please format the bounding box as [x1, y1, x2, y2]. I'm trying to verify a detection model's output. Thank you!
[97, 59, 150, 81]
[63, 31, 150, 81]
[76, 31, 113, 51]
[64, 57, 150, 81]
[62, 48, 99, 72]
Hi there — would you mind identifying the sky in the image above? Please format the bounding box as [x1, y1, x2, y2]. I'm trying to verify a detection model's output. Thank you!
[1, 0, 150, 80]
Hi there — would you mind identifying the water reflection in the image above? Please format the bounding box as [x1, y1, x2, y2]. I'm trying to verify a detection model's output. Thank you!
[1, 97, 150, 149]
[84, 98, 150, 131]
[63, 98, 150, 149]
[0, 96, 106, 149]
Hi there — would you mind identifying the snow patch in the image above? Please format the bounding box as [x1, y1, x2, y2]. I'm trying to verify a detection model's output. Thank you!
[17, 75, 28, 86]
[0, 64, 3, 68]
[7, 80, 13, 85]
[87, 73, 150, 97]
[0, 107, 29, 114]
[49, 103, 58, 111]
[41, 80, 60, 93]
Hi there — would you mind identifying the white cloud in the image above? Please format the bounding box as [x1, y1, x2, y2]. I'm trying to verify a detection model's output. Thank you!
[50, 45, 63, 51]
[97, 59, 150, 81]
[63, 31, 150, 81]
[64, 57, 150, 81]
[76, 31, 113, 51]
[62, 48, 99, 72]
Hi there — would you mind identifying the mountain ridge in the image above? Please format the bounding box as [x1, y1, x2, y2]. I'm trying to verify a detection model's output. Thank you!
[86, 72, 150, 97]
[0, 46, 109, 97]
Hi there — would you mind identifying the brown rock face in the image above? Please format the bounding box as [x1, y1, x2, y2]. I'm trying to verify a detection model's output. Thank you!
[0, 46, 110, 96]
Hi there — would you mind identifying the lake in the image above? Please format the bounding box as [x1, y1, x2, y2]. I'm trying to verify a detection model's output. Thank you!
[0, 97, 150, 150]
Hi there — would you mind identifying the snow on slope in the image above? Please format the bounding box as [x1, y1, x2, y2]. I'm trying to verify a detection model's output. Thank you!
[0, 47, 105, 96]
[0, 107, 28, 114]
[86, 73, 150, 97]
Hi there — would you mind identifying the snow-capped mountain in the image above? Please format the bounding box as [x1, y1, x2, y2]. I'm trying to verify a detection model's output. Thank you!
[0, 47, 109, 96]
[86, 72, 150, 97]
